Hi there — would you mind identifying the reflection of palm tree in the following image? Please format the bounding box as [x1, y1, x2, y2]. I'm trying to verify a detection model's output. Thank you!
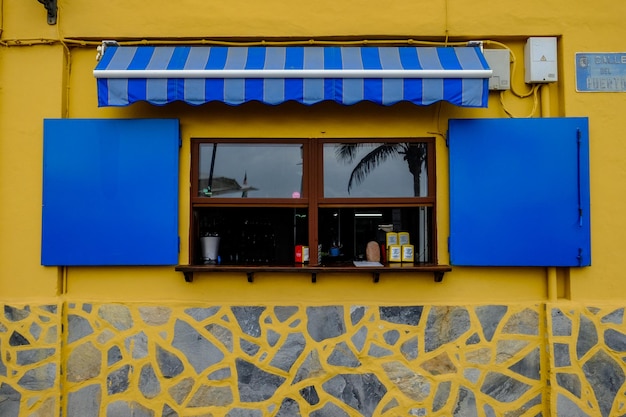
[335, 143, 427, 196]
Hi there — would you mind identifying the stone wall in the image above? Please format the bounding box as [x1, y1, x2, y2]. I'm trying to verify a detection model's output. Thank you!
[0, 304, 60, 417]
[0, 302, 624, 416]
[549, 305, 626, 417]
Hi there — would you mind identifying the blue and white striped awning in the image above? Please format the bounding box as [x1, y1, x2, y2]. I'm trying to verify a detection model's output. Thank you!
[94, 44, 491, 107]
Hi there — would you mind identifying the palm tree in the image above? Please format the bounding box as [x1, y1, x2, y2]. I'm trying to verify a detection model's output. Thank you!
[335, 142, 427, 196]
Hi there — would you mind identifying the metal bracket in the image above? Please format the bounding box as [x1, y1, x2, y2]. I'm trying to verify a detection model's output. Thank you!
[96, 41, 119, 61]
[37, 0, 57, 25]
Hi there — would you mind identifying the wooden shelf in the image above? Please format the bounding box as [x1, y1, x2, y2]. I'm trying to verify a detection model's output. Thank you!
[174, 264, 451, 283]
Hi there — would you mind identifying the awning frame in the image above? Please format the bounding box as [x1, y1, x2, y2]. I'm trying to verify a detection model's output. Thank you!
[94, 69, 491, 79]
[93, 42, 493, 107]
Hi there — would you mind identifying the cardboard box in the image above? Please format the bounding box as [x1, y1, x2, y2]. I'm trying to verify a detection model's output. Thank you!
[388, 245, 402, 262]
[295, 245, 309, 263]
[401, 244, 414, 262]
[386, 232, 398, 247]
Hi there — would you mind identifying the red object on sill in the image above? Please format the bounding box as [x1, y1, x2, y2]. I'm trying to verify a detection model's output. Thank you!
[295, 245, 309, 263]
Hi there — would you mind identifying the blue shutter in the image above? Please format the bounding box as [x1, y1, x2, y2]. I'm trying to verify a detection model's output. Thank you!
[449, 117, 590, 267]
[42, 119, 180, 266]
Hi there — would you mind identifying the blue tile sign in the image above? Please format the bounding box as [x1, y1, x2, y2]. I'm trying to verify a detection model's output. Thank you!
[576, 53, 626, 92]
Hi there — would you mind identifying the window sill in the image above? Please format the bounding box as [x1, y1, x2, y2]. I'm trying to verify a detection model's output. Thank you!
[174, 264, 451, 283]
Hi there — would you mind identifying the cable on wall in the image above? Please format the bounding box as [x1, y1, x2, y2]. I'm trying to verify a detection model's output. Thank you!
[499, 84, 540, 118]
[55, 7, 71, 118]
[0, 0, 4, 39]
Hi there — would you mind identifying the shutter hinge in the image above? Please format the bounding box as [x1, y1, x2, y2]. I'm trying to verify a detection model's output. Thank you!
[577, 248, 583, 266]
[178, 236, 181, 253]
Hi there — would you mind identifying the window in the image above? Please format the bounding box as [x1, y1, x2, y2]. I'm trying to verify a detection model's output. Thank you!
[190, 138, 437, 266]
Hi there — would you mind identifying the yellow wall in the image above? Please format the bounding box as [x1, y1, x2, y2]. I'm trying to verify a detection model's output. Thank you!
[1, 0, 626, 302]
[0, 45, 64, 299]
[4, 2, 626, 416]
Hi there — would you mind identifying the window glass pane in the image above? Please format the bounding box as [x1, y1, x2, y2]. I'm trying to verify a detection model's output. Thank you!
[323, 142, 428, 198]
[199, 143, 303, 198]
[195, 207, 308, 265]
[318, 207, 433, 264]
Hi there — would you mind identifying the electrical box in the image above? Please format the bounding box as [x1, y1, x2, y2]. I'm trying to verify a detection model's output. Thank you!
[483, 49, 511, 90]
[524, 37, 558, 83]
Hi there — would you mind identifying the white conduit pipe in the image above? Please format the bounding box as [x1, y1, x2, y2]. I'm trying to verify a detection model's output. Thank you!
[94, 69, 493, 79]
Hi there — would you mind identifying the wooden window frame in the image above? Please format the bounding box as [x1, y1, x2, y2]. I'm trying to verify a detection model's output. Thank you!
[189, 137, 437, 266]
